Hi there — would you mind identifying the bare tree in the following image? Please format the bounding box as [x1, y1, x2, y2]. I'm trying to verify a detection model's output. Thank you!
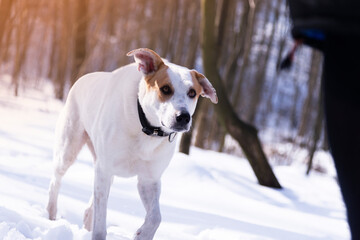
[306, 79, 324, 175]
[0, 0, 328, 167]
[11, 0, 36, 95]
[53, 0, 71, 99]
[246, 0, 281, 124]
[71, 0, 89, 86]
[201, 0, 281, 188]
[0, 0, 14, 49]
[298, 50, 323, 139]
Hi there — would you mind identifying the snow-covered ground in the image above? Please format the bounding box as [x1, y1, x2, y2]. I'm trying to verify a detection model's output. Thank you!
[0, 77, 350, 240]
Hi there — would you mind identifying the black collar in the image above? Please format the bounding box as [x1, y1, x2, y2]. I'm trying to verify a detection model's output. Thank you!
[137, 99, 177, 142]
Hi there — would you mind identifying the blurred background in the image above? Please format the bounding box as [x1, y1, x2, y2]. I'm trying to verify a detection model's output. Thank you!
[0, 0, 326, 173]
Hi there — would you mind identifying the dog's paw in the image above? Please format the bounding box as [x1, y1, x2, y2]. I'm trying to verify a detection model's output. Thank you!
[83, 207, 93, 231]
[47, 204, 57, 220]
[133, 230, 142, 240]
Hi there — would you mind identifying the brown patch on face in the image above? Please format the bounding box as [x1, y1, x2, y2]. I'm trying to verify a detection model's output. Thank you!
[190, 70, 205, 99]
[144, 64, 174, 102]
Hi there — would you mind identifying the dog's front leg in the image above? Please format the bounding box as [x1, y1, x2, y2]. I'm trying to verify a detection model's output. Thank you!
[92, 163, 112, 240]
[134, 177, 161, 240]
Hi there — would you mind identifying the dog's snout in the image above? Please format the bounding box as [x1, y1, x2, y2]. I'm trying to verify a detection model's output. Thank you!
[168, 110, 191, 132]
[176, 111, 191, 125]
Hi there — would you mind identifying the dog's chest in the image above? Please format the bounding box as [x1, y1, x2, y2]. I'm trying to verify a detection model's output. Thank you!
[110, 135, 176, 178]
[131, 136, 174, 162]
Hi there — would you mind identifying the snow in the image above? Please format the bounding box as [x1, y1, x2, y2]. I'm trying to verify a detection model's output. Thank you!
[0, 77, 350, 240]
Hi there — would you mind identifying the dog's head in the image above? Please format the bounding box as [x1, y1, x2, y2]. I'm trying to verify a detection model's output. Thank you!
[127, 48, 218, 133]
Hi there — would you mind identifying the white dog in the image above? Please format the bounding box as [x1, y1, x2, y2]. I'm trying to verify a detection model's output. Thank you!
[46, 48, 217, 240]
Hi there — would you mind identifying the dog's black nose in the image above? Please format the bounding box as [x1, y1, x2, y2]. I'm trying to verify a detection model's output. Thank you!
[176, 111, 191, 125]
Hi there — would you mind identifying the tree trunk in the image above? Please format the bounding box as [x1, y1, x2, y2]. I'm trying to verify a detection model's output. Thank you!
[246, 0, 280, 124]
[173, 0, 190, 64]
[106, 0, 116, 37]
[179, 98, 203, 155]
[232, 0, 258, 105]
[217, 130, 226, 152]
[194, 100, 211, 149]
[290, 65, 301, 129]
[215, 0, 230, 59]
[12, 1, 35, 96]
[184, 0, 200, 69]
[179, 132, 192, 155]
[201, 0, 281, 188]
[54, 0, 71, 99]
[207, 112, 221, 149]
[71, 0, 89, 85]
[0, 0, 13, 46]
[223, 0, 252, 94]
[298, 50, 322, 138]
[159, 0, 178, 58]
[0, 0, 14, 62]
[47, 1, 59, 79]
[306, 79, 324, 175]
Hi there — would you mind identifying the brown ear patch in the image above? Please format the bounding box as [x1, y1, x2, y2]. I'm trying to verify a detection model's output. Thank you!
[190, 71, 205, 99]
[127, 48, 164, 75]
[191, 70, 218, 104]
[145, 64, 174, 102]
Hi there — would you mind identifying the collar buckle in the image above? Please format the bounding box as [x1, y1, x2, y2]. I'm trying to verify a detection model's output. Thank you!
[168, 132, 177, 142]
[153, 129, 159, 135]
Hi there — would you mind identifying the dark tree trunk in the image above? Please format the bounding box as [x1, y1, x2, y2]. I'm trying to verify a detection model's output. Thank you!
[298, 50, 322, 138]
[246, 0, 280, 124]
[201, 0, 281, 188]
[306, 78, 324, 175]
[179, 98, 203, 155]
[194, 100, 211, 149]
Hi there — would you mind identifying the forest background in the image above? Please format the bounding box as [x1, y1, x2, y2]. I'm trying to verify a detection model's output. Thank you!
[0, 0, 325, 183]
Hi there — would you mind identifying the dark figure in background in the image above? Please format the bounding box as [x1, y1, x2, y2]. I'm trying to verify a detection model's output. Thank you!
[287, 1, 360, 239]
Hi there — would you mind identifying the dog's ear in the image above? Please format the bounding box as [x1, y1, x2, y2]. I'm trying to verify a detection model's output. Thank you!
[192, 70, 218, 104]
[127, 48, 164, 75]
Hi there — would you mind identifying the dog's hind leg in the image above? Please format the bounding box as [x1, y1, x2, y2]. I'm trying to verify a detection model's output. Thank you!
[134, 177, 161, 240]
[83, 138, 97, 231]
[47, 108, 87, 220]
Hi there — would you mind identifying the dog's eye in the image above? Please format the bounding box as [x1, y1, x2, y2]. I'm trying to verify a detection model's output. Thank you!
[160, 85, 172, 95]
[188, 89, 196, 98]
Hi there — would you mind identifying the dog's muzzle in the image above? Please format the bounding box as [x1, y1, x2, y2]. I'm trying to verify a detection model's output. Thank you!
[170, 111, 191, 132]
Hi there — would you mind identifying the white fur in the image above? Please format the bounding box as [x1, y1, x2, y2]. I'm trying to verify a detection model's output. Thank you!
[46, 52, 217, 240]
